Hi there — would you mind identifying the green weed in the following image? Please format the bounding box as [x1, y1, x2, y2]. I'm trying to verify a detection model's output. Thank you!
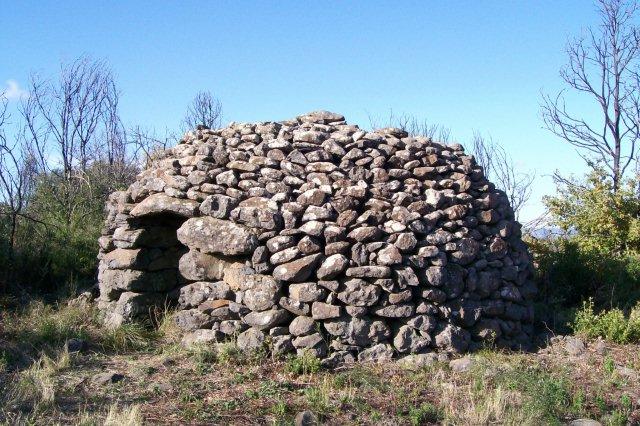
[3, 301, 95, 349]
[284, 351, 321, 376]
[304, 380, 333, 417]
[572, 299, 640, 343]
[407, 402, 442, 425]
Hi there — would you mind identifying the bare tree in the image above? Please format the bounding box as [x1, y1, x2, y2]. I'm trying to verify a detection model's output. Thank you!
[470, 132, 535, 220]
[183, 91, 223, 130]
[368, 110, 451, 142]
[20, 56, 119, 177]
[541, 0, 640, 191]
[0, 94, 7, 148]
[93, 86, 139, 193]
[102, 83, 127, 167]
[128, 126, 177, 168]
[0, 96, 38, 280]
[397, 115, 451, 142]
[15, 56, 135, 230]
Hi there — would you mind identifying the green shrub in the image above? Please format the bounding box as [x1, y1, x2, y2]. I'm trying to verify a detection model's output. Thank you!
[530, 169, 640, 329]
[544, 170, 640, 254]
[0, 163, 136, 295]
[572, 299, 640, 343]
[603, 356, 616, 375]
[284, 351, 321, 375]
[407, 402, 442, 425]
[530, 236, 640, 327]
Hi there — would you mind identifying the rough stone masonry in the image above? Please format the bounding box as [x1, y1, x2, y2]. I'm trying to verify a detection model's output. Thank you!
[96, 110, 537, 364]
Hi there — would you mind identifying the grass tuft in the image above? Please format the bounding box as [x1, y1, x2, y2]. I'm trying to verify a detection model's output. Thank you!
[407, 402, 443, 425]
[216, 342, 242, 365]
[104, 403, 143, 426]
[100, 322, 158, 352]
[2, 301, 95, 350]
[284, 351, 321, 376]
[9, 350, 72, 410]
[304, 378, 334, 417]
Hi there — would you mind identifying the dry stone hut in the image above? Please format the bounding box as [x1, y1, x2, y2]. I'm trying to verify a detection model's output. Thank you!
[96, 111, 536, 364]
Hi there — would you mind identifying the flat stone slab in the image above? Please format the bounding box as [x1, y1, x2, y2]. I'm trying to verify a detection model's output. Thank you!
[130, 193, 199, 218]
[177, 217, 258, 256]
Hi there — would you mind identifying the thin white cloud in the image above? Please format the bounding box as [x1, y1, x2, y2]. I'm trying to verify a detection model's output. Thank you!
[2, 79, 28, 101]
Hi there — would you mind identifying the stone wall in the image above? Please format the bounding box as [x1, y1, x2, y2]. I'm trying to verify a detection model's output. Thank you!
[96, 111, 536, 364]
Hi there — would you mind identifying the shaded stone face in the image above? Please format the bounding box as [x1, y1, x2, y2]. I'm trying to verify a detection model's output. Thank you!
[97, 110, 536, 362]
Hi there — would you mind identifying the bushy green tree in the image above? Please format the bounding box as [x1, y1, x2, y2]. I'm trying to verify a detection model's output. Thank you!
[531, 169, 640, 317]
[544, 169, 640, 254]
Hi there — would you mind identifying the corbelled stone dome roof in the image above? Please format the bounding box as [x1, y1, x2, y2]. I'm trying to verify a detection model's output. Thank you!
[97, 110, 536, 364]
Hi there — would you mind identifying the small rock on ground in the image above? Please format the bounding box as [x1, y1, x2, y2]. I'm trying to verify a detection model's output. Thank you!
[449, 356, 474, 372]
[397, 353, 445, 369]
[567, 419, 602, 426]
[615, 365, 639, 380]
[92, 371, 125, 386]
[593, 339, 608, 355]
[65, 338, 87, 353]
[564, 336, 586, 356]
[295, 410, 318, 426]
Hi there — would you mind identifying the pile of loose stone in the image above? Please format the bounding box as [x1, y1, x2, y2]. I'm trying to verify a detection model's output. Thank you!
[97, 110, 536, 364]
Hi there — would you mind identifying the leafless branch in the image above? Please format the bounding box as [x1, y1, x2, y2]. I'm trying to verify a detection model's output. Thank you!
[183, 91, 223, 130]
[19, 56, 119, 177]
[128, 126, 177, 168]
[0, 98, 38, 266]
[368, 110, 451, 142]
[470, 132, 535, 220]
[541, 0, 640, 191]
[12, 56, 139, 230]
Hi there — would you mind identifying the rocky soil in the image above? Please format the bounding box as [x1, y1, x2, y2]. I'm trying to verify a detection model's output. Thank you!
[1, 324, 638, 425]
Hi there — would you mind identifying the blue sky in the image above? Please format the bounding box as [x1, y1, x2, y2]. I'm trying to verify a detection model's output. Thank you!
[1, 1, 605, 222]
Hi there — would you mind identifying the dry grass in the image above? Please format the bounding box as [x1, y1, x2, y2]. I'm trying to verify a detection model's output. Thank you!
[12, 350, 71, 407]
[441, 380, 532, 425]
[103, 403, 143, 426]
[1, 300, 639, 425]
